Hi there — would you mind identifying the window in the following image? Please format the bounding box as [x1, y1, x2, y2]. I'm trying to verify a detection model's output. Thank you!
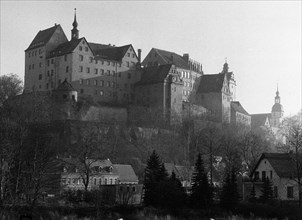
[38, 74, 42, 80]
[99, 178, 102, 185]
[51, 59, 54, 64]
[127, 52, 130, 57]
[39, 62, 42, 68]
[89, 57, 93, 63]
[29, 65, 31, 70]
[85, 47, 88, 52]
[79, 46, 82, 51]
[111, 82, 115, 88]
[126, 62, 129, 67]
[132, 186, 136, 192]
[105, 178, 107, 185]
[47, 60, 50, 66]
[287, 186, 294, 198]
[254, 171, 259, 180]
[106, 81, 110, 87]
[107, 61, 110, 66]
[101, 60, 104, 65]
[100, 80, 104, 87]
[64, 55, 67, 61]
[46, 83, 49, 89]
[110, 179, 113, 185]
[128, 73, 131, 79]
[107, 70, 110, 76]
[86, 79, 90, 85]
[94, 80, 98, 86]
[94, 68, 98, 74]
[132, 54, 135, 58]
[94, 178, 97, 185]
[80, 89, 84, 94]
[262, 171, 266, 181]
[66, 66, 69, 72]
[101, 69, 104, 75]
[79, 55, 83, 61]
[28, 52, 31, 58]
[99, 90, 104, 96]
[79, 66, 83, 72]
[86, 67, 90, 73]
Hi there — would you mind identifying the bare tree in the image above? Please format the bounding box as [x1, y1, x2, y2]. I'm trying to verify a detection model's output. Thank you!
[0, 73, 23, 107]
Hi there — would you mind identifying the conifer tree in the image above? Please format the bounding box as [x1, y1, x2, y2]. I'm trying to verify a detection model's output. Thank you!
[260, 177, 273, 202]
[143, 150, 163, 206]
[190, 153, 213, 209]
[220, 167, 239, 210]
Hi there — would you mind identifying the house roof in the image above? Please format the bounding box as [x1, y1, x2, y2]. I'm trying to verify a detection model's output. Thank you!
[251, 113, 271, 129]
[91, 43, 132, 62]
[251, 153, 297, 178]
[164, 163, 192, 180]
[47, 38, 84, 58]
[196, 74, 225, 93]
[25, 24, 62, 51]
[231, 101, 249, 115]
[113, 164, 138, 183]
[55, 79, 76, 92]
[152, 48, 190, 69]
[135, 64, 172, 86]
[59, 158, 114, 173]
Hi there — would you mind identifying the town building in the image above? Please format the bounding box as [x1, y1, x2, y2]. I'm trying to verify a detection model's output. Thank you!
[230, 101, 251, 128]
[246, 153, 299, 201]
[142, 48, 203, 101]
[24, 9, 141, 105]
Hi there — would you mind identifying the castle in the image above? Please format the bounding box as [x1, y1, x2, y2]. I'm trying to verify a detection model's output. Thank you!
[22, 10, 284, 132]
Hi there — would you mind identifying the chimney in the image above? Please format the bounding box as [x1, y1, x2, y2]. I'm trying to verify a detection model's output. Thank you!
[183, 53, 189, 63]
[138, 49, 142, 62]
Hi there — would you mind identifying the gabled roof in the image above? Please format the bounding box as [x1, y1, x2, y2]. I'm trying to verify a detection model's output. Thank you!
[164, 163, 192, 181]
[90, 43, 132, 62]
[135, 64, 172, 86]
[196, 74, 225, 93]
[231, 101, 249, 115]
[47, 38, 84, 58]
[251, 153, 297, 178]
[152, 48, 189, 69]
[251, 113, 271, 129]
[55, 79, 76, 92]
[25, 24, 64, 51]
[113, 164, 138, 183]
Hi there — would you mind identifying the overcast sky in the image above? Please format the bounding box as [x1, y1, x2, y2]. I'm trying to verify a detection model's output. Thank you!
[1, 1, 301, 116]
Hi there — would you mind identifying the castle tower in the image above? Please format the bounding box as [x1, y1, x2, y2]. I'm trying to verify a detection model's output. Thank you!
[271, 86, 284, 128]
[71, 8, 79, 40]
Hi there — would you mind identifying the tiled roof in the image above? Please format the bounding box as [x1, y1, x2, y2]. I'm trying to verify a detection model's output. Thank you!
[231, 101, 249, 115]
[55, 79, 76, 92]
[135, 64, 172, 86]
[251, 113, 271, 129]
[90, 43, 131, 62]
[113, 164, 138, 183]
[153, 48, 189, 69]
[25, 25, 61, 51]
[59, 158, 115, 173]
[252, 153, 297, 178]
[48, 38, 83, 58]
[196, 74, 225, 93]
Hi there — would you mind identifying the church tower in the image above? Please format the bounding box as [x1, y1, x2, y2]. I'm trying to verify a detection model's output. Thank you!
[71, 8, 79, 40]
[271, 86, 284, 128]
[220, 59, 236, 101]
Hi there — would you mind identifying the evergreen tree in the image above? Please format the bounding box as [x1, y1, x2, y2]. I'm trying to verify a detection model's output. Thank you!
[143, 150, 163, 206]
[220, 167, 239, 210]
[190, 153, 213, 209]
[260, 177, 273, 202]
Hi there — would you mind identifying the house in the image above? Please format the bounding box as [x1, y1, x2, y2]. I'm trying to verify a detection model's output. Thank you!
[164, 163, 192, 191]
[247, 153, 300, 201]
[142, 48, 203, 101]
[24, 9, 140, 105]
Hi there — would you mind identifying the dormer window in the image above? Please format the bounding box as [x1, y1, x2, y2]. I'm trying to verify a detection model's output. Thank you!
[109, 166, 113, 173]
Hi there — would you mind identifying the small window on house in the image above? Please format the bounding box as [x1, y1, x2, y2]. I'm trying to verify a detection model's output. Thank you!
[79, 46, 82, 51]
[86, 79, 90, 85]
[89, 57, 93, 63]
[51, 59, 54, 64]
[80, 89, 84, 94]
[127, 52, 130, 57]
[106, 81, 110, 87]
[101, 69, 104, 75]
[94, 178, 97, 185]
[39, 62, 42, 68]
[105, 178, 107, 185]
[86, 67, 90, 73]
[112, 71, 116, 77]
[262, 171, 266, 181]
[28, 52, 31, 58]
[94, 68, 98, 74]
[99, 178, 102, 185]
[255, 171, 259, 180]
[127, 186, 130, 192]
[132, 186, 136, 192]
[287, 186, 294, 198]
[80, 79, 83, 84]
[29, 65, 31, 70]
[132, 54, 135, 58]
[99, 90, 104, 96]
[51, 70, 54, 75]
[47, 60, 50, 66]
[100, 80, 104, 87]
[107, 70, 110, 76]
[94, 80, 98, 86]
[85, 47, 88, 52]
[46, 83, 49, 89]
[107, 61, 110, 66]
[38, 74, 42, 80]
[79, 66, 83, 72]
[79, 55, 83, 61]
[126, 62, 129, 67]
[66, 66, 69, 72]
[110, 179, 113, 184]
[111, 82, 115, 88]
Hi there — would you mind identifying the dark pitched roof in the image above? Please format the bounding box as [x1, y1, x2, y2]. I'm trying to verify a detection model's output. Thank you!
[55, 79, 76, 92]
[90, 43, 131, 62]
[164, 163, 192, 181]
[48, 38, 83, 58]
[252, 153, 297, 178]
[251, 113, 271, 129]
[135, 64, 172, 86]
[231, 101, 249, 115]
[196, 74, 225, 93]
[113, 164, 138, 183]
[25, 25, 62, 51]
[153, 48, 189, 69]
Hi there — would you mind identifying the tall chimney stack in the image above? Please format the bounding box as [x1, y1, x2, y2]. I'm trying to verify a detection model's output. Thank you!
[138, 49, 142, 63]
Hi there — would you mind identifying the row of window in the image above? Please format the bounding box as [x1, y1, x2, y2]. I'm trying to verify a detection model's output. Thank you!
[181, 71, 191, 79]
[78, 66, 132, 79]
[184, 81, 192, 88]
[183, 90, 190, 96]
[79, 79, 118, 88]
[28, 62, 43, 70]
[64, 177, 117, 186]
[28, 48, 43, 58]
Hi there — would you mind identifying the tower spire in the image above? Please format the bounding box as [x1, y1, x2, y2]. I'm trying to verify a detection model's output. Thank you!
[71, 8, 79, 40]
[222, 57, 229, 73]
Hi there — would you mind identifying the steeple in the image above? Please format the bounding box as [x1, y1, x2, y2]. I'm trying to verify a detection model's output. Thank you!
[71, 8, 79, 40]
[222, 58, 229, 73]
[275, 84, 280, 104]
